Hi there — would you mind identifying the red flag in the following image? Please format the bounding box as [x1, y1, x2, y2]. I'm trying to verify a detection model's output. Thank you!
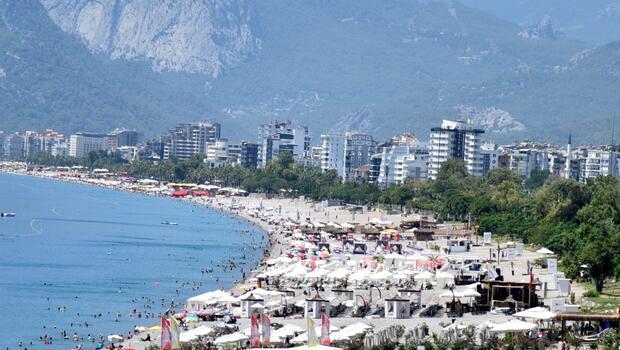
[160, 316, 172, 350]
[320, 312, 331, 346]
[262, 313, 271, 347]
[250, 314, 260, 348]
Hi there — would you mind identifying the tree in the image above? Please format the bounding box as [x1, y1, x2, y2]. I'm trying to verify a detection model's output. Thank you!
[524, 169, 550, 191]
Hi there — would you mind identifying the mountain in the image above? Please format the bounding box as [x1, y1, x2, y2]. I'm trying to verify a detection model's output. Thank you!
[459, 0, 620, 45]
[0, 0, 216, 134]
[1, 0, 618, 144]
[40, 0, 260, 76]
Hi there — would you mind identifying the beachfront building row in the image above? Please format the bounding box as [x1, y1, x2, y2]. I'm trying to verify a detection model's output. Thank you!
[258, 120, 311, 168]
[428, 119, 485, 179]
[163, 122, 221, 160]
[376, 135, 429, 187]
[319, 132, 376, 182]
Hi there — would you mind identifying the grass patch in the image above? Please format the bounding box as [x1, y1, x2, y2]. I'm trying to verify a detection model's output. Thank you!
[580, 281, 620, 313]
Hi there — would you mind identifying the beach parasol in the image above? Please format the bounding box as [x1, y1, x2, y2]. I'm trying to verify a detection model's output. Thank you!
[513, 307, 556, 321]
[536, 247, 554, 255]
[490, 319, 537, 333]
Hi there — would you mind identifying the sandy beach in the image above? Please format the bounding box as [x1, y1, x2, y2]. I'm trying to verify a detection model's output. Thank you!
[0, 162, 591, 349]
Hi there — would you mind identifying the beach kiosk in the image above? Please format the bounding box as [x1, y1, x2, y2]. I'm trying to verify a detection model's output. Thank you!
[385, 295, 411, 319]
[240, 293, 264, 318]
[305, 292, 330, 319]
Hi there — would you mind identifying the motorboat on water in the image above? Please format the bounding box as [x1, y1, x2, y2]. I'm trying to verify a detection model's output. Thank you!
[160, 221, 178, 225]
[0, 212, 15, 217]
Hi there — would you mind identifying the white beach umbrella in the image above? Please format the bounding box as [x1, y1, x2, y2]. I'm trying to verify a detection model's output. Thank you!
[513, 307, 556, 321]
[414, 271, 434, 281]
[491, 319, 537, 333]
[536, 247, 554, 255]
[180, 325, 214, 342]
[214, 332, 248, 345]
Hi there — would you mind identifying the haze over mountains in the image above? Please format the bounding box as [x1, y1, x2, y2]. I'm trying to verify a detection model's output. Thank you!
[1, 0, 619, 144]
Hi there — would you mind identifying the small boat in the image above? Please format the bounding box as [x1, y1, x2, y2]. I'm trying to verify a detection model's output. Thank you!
[0, 212, 15, 217]
[160, 221, 178, 226]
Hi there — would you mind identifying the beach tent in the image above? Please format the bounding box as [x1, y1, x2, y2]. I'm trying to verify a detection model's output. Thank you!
[513, 307, 556, 321]
[536, 247, 554, 255]
[330, 323, 373, 341]
[414, 271, 434, 282]
[187, 290, 236, 311]
[180, 325, 214, 343]
[436, 271, 455, 287]
[490, 319, 537, 333]
[214, 332, 248, 345]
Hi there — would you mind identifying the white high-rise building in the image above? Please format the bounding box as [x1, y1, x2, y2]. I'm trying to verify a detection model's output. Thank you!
[581, 149, 619, 180]
[69, 132, 107, 157]
[428, 119, 485, 179]
[377, 135, 429, 187]
[320, 134, 345, 177]
[163, 122, 221, 160]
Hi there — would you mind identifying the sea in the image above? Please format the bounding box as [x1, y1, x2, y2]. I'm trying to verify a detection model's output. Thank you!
[0, 173, 267, 349]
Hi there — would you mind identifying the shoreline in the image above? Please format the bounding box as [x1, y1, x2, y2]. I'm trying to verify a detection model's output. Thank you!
[0, 166, 280, 346]
[1, 163, 584, 350]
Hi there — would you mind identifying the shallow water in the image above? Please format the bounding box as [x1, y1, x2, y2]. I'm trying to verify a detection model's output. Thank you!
[0, 173, 266, 349]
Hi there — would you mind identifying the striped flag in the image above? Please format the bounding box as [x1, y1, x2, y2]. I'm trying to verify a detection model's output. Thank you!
[262, 313, 271, 347]
[250, 314, 261, 348]
[160, 317, 172, 350]
[320, 312, 331, 346]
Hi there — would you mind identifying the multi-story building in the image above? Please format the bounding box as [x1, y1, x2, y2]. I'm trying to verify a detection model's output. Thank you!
[163, 122, 221, 160]
[320, 134, 345, 177]
[580, 149, 619, 180]
[428, 119, 484, 179]
[377, 135, 429, 187]
[107, 129, 138, 150]
[239, 141, 259, 168]
[320, 132, 375, 182]
[69, 132, 107, 157]
[343, 133, 375, 182]
[205, 140, 229, 168]
[143, 135, 169, 160]
[258, 121, 310, 167]
[480, 143, 500, 176]
[504, 148, 549, 178]
[3, 133, 25, 159]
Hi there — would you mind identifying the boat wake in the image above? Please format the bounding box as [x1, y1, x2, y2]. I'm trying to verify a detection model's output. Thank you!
[27, 219, 44, 236]
[51, 207, 62, 217]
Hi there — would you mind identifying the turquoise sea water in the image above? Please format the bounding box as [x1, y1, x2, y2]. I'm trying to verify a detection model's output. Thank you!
[0, 173, 266, 349]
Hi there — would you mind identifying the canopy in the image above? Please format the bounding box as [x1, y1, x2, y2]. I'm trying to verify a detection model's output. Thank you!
[536, 247, 554, 255]
[513, 307, 556, 321]
[491, 319, 537, 333]
[214, 332, 249, 344]
[330, 323, 372, 341]
[414, 271, 434, 281]
[180, 326, 214, 342]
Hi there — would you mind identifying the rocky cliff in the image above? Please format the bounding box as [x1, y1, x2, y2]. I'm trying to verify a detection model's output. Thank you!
[39, 0, 260, 76]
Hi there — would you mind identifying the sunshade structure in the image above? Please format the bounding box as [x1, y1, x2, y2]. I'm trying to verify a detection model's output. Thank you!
[441, 323, 467, 341]
[330, 323, 373, 342]
[179, 325, 214, 343]
[491, 319, 537, 333]
[213, 332, 249, 345]
[290, 326, 342, 344]
[186, 290, 238, 311]
[513, 307, 556, 321]
[536, 247, 554, 255]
